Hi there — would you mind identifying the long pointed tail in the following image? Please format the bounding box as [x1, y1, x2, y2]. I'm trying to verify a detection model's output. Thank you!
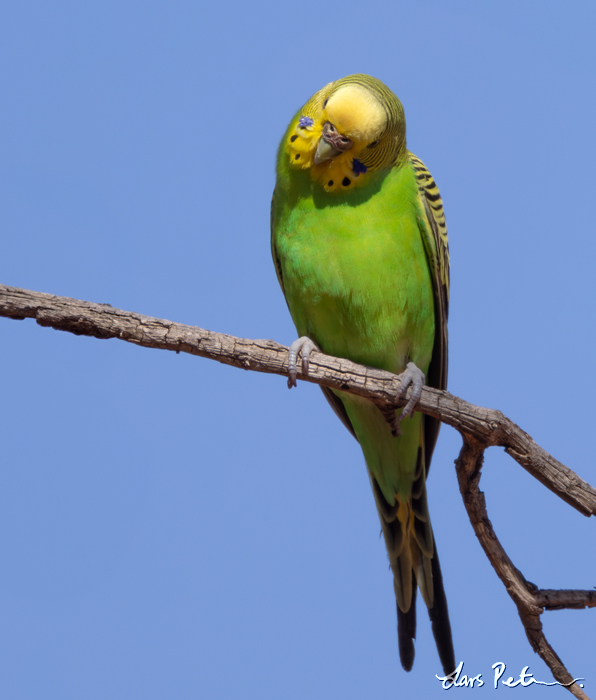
[426, 541, 455, 674]
[371, 471, 455, 675]
[395, 538, 454, 674]
[397, 573, 417, 671]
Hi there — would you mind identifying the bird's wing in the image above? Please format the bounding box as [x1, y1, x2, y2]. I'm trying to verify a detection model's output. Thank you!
[408, 153, 450, 468]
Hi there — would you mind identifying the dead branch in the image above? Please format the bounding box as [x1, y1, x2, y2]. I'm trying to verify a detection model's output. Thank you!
[1, 283, 594, 695]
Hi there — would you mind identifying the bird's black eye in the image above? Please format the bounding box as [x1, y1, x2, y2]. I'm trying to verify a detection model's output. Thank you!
[323, 98, 329, 108]
[367, 140, 380, 148]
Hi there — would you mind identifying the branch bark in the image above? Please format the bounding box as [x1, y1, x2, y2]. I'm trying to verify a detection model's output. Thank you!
[1, 283, 593, 695]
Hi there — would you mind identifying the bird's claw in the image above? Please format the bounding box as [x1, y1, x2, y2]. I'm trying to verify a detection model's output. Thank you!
[287, 336, 318, 389]
[396, 362, 425, 419]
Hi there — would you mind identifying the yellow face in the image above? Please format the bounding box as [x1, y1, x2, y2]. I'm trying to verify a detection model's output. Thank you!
[285, 77, 403, 193]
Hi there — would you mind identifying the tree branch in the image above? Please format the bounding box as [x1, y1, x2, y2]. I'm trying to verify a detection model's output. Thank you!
[1, 283, 593, 694]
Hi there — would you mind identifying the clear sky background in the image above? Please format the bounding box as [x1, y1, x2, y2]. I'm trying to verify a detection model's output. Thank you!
[1, 2, 595, 698]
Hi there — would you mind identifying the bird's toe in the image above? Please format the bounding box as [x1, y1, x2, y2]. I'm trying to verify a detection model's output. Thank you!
[287, 336, 318, 389]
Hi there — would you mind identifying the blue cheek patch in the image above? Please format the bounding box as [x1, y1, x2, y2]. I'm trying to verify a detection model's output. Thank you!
[298, 116, 314, 128]
[352, 158, 368, 176]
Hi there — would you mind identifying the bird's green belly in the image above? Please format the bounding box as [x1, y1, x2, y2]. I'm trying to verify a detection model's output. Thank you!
[278, 196, 435, 376]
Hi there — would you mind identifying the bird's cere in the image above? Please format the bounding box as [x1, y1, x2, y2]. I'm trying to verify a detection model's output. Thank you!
[320, 121, 353, 153]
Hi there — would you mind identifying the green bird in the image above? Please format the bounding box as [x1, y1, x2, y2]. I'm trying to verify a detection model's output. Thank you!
[270, 74, 454, 674]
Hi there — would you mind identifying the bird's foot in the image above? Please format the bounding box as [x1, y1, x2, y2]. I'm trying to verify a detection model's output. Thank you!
[287, 336, 318, 389]
[396, 362, 425, 420]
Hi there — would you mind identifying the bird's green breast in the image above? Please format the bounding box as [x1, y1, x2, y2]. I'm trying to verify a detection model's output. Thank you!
[272, 163, 435, 377]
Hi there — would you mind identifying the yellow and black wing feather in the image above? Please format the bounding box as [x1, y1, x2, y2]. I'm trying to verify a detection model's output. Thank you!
[402, 152, 454, 675]
[408, 152, 450, 465]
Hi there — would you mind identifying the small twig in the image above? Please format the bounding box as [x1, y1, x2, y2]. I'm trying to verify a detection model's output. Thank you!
[533, 589, 596, 611]
[0, 283, 594, 692]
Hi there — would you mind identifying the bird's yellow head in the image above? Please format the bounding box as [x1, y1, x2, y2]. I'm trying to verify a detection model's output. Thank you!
[286, 74, 407, 193]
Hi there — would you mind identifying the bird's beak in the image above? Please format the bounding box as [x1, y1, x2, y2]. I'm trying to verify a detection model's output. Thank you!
[313, 138, 341, 165]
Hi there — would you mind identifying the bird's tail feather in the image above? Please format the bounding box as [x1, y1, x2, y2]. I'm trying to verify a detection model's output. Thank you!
[370, 452, 455, 675]
[427, 542, 456, 675]
[397, 575, 416, 671]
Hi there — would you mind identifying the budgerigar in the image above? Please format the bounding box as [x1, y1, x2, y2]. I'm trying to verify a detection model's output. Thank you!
[270, 74, 454, 674]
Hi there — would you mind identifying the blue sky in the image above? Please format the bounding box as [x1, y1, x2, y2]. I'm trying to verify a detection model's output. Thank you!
[1, 1, 595, 697]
